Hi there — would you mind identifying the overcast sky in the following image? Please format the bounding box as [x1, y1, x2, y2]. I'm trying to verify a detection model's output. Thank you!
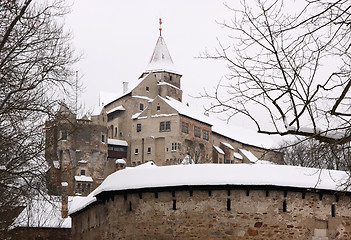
[64, 1, 245, 121]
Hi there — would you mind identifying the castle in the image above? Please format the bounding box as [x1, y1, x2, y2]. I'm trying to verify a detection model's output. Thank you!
[45, 27, 282, 196]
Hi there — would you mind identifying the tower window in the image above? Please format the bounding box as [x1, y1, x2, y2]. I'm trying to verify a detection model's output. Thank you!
[170, 75, 173, 81]
[147, 147, 151, 153]
[139, 103, 144, 111]
[114, 127, 118, 137]
[80, 169, 86, 175]
[146, 86, 149, 92]
[101, 133, 106, 143]
[135, 148, 139, 155]
[157, 105, 161, 111]
[137, 123, 141, 132]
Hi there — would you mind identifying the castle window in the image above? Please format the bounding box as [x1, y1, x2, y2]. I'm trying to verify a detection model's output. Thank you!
[147, 147, 151, 153]
[171, 142, 177, 151]
[139, 103, 144, 111]
[146, 86, 149, 92]
[194, 126, 201, 138]
[203, 129, 209, 140]
[61, 130, 68, 141]
[157, 105, 161, 111]
[160, 121, 171, 131]
[80, 169, 86, 175]
[182, 122, 189, 134]
[135, 148, 139, 155]
[137, 123, 141, 132]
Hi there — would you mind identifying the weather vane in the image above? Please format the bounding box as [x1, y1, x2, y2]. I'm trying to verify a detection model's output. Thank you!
[159, 18, 162, 36]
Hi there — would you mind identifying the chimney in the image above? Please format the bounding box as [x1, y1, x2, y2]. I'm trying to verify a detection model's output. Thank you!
[61, 182, 68, 218]
[123, 82, 129, 93]
[115, 159, 126, 171]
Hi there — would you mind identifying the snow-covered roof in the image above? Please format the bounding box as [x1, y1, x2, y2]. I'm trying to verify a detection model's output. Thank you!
[239, 149, 259, 163]
[107, 138, 128, 146]
[69, 164, 350, 215]
[11, 196, 76, 229]
[74, 176, 93, 182]
[90, 105, 103, 116]
[106, 105, 126, 114]
[157, 81, 180, 90]
[160, 96, 212, 125]
[115, 159, 126, 164]
[234, 152, 243, 160]
[211, 120, 278, 149]
[145, 36, 180, 74]
[131, 112, 142, 120]
[221, 142, 234, 150]
[213, 145, 225, 155]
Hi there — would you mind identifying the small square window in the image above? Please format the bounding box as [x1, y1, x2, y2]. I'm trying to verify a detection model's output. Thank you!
[61, 130, 68, 141]
[147, 147, 151, 154]
[135, 148, 139, 155]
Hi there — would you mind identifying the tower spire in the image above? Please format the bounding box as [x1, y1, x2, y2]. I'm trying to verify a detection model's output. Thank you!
[159, 18, 162, 36]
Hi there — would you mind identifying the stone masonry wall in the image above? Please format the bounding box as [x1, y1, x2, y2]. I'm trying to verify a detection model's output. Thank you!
[71, 187, 351, 240]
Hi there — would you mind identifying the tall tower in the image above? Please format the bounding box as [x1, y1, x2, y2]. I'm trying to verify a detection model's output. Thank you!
[140, 18, 183, 102]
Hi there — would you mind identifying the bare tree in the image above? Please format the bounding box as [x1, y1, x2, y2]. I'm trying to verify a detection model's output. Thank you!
[202, 0, 351, 144]
[281, 139, 351, 171]
[0, 0, 78, 233]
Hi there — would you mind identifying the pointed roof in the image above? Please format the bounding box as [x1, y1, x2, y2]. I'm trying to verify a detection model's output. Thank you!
[145, 36, 180, 74]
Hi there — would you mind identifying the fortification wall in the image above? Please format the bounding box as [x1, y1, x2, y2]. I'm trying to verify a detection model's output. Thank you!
[71, 187, 351, 239]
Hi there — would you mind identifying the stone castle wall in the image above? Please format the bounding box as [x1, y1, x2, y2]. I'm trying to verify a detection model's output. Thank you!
[71, 186, 351, 239]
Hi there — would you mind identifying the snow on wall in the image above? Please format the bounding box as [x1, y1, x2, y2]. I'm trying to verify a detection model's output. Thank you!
[69, 163, 350, 215]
